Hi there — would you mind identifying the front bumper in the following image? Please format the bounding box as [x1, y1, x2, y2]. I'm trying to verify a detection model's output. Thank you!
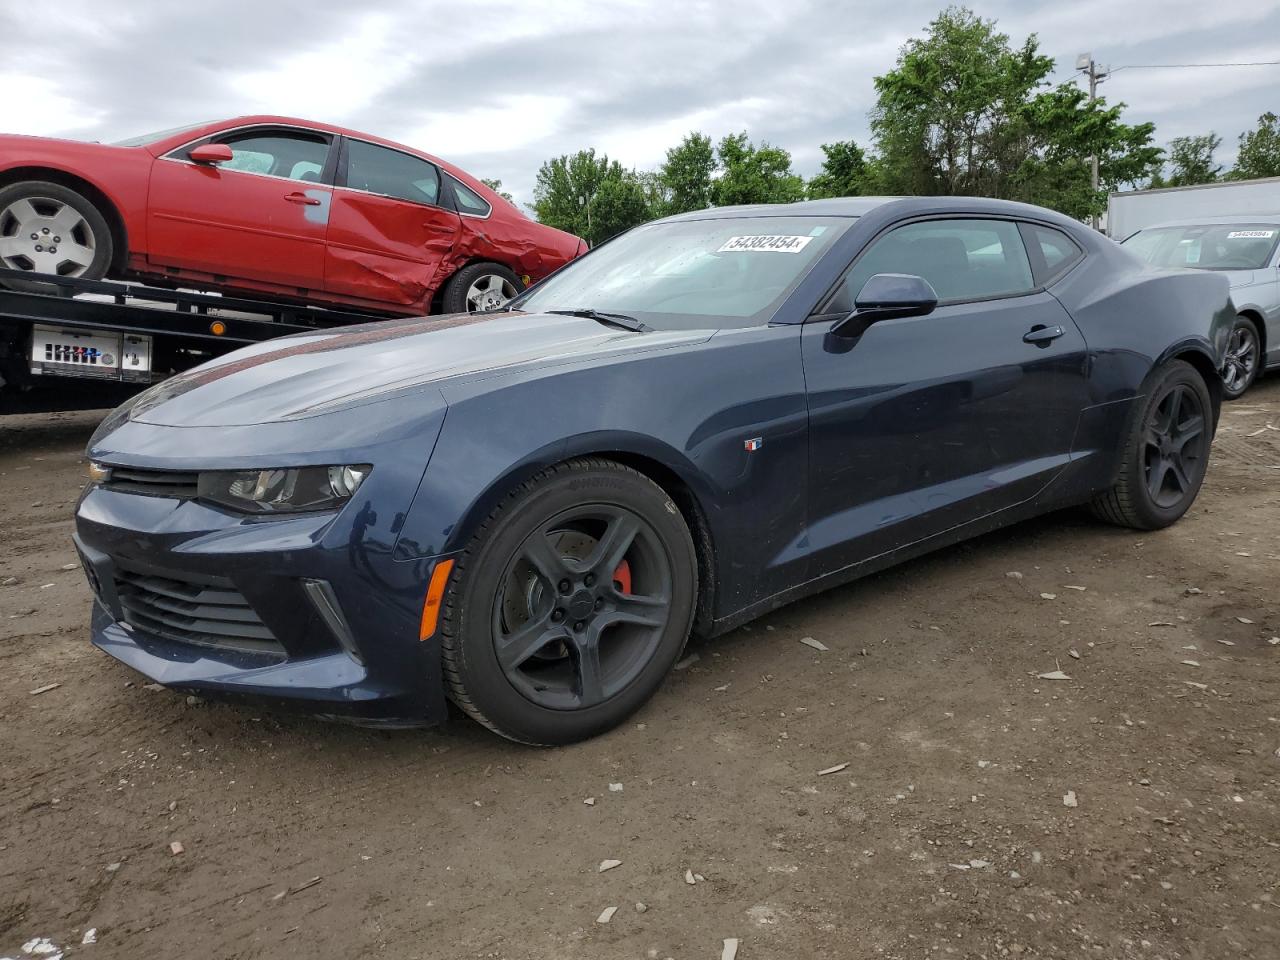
[75, 483, 452, 728]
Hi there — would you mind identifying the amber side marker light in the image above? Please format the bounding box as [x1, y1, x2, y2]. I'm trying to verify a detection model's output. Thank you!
[418, 558, 455, 641]
[210, 320, 227, 336]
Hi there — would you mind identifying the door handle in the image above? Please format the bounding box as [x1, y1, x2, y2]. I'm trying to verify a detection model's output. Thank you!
[1023, 324, 1065, 346]
[284, 192, 321, 206]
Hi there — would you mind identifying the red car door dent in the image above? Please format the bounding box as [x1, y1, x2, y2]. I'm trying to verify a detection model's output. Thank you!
[324, 190, 461, 306]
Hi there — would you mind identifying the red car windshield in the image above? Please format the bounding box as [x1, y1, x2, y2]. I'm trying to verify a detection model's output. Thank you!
[111, 121, 212, 147]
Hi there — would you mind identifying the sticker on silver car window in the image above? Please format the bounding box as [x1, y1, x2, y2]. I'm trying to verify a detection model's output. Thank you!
[718, 235, 814, 253]
[1226, 230, 1275, 239]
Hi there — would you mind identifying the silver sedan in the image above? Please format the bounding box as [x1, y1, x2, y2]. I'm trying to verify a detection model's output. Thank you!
[1122, 216, 1279, 398]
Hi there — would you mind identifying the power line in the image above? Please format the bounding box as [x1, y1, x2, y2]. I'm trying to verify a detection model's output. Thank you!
[1110, 61, 1280, 71]
[1052, 59, 1280, 85]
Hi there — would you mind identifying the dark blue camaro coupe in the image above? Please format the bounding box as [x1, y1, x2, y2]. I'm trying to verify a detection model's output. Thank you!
[75, 197, 1234, 744]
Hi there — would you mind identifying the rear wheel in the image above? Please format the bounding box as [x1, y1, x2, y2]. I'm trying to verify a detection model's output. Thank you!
[0, 181, 113, 289]
[1221, 314, 1261, 400]
[439, 458, 697, 745]
[440, 262, 520, 314]
[1090, 360, 1212, 530]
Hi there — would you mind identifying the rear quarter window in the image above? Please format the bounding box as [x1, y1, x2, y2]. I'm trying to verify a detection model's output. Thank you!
[1021, 223, 1083, 285]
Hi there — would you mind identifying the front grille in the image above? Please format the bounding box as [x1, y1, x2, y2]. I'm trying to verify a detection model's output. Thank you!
[114, 564, 284, 657]
[103, 466, 199, 499]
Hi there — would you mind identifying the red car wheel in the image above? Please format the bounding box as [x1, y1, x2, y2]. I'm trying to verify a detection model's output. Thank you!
[0, 180, 114, 285]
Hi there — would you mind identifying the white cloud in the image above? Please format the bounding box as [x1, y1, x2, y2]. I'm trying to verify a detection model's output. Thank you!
[403, 94, 575, 158]
[0, 73, 105, 135]
[227, 14, 421, 124]
[2, 0, 1278, 202]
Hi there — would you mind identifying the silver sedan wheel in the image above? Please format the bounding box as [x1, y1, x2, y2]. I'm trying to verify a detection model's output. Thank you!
[1222, 323, 1258, 395]
[0, 196, 98, 276]
[464, 273, 518, 313]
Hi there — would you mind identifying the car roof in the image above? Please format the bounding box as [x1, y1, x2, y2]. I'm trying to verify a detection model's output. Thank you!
[657, 195, 1086, 226]
[659, 197, 902, 221]
[219, 115, 421, 153]
[1136, 215, 1280, 229]
[179, 115, 493, 201]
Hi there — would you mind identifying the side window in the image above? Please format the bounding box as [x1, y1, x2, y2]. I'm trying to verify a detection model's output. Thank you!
[835, 218, 1035, 309]
[1024, 223, 1083, 283]
[344, 140, 440, 206]
[449, 176, 492, 217]
[213, 132, 330, 182]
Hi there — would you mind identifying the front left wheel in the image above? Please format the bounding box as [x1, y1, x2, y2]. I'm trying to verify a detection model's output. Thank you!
[0, 180, 113, 289]
[439, 458, 698, 745]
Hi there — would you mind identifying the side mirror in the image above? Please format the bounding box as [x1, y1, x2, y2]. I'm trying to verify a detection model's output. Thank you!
[189, 143, 234, 165]
[832, 273, 938, 339]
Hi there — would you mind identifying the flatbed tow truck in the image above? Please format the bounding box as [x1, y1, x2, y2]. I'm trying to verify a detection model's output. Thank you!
[0, 269, 381, 413]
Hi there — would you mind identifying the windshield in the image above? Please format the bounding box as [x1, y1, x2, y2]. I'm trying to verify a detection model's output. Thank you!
[112, 121, 212, 147]
[1122, 223, 1280, 271]
[513, 216, 851, 329]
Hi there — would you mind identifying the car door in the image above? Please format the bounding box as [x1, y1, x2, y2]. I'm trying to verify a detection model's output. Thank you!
[801, 216, 1090, 575]
[146, 125, 336, 290]
[323, 137, 462, 307]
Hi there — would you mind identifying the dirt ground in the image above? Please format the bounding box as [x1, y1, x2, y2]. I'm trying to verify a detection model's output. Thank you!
[1, 382, 1278, 960]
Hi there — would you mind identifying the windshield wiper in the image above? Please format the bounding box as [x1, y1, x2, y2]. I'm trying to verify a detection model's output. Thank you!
[546, 308, 649, 333]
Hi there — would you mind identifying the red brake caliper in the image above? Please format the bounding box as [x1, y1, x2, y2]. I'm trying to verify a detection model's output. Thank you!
[612, 559, 632, 594]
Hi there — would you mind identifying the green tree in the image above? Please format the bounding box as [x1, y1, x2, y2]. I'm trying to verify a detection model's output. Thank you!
[480, 178, 514, 202]
[807, 140, 875, 198]
[658, 133, 715, 215]
[1011, 83, 1162, 217]
[1228, 112, 1280, 180]
[531, 149, 654, 245]
[871, 6, 1161, 220]
[710, 132, 805, 206]
[1162, 133, 1222, 186]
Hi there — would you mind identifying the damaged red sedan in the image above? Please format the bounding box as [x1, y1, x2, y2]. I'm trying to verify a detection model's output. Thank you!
[0, 116, 586, 314]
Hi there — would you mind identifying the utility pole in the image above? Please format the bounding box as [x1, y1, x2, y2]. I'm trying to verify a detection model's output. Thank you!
[1076, 53, 1110, 231]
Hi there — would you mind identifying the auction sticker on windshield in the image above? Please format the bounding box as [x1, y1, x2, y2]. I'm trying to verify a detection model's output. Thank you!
[1227, 230, 1276, 239]
[718, 235, 814, 253]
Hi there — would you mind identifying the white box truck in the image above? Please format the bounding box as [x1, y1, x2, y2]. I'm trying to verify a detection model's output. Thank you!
[1107, 176, 1280, 240]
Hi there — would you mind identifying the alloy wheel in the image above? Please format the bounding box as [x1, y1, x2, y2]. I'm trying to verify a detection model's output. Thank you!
[492, 504, 672, 710]
[465, 273, 518, 312]
[1143, 383, 1207, 509]
[0, 196, 97, 276]
[1221, 324, 1258, 395]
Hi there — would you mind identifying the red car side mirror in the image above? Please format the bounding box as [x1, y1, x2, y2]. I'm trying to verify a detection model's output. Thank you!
[189, 143, 234, 165]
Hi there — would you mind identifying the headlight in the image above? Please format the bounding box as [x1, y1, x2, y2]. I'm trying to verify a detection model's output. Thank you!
[197, 465, 370, 514]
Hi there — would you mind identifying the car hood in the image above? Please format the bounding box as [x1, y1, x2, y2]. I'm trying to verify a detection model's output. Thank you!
[127, 311, 714, 428]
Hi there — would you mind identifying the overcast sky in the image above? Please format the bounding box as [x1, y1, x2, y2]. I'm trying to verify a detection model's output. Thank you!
[1, 0, 1277, 206]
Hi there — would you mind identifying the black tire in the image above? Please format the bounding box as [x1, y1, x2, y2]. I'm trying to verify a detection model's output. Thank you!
[440, 262, 520, 314]
[0, 180, 114, 291]
[1221, 314, 1261, 400]
[439, 458, 698, 745]
[1090, 360, 1212, 530]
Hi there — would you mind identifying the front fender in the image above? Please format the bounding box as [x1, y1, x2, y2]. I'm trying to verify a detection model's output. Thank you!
[394, 427, 712, 562]
[391, 325, 811, 621]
